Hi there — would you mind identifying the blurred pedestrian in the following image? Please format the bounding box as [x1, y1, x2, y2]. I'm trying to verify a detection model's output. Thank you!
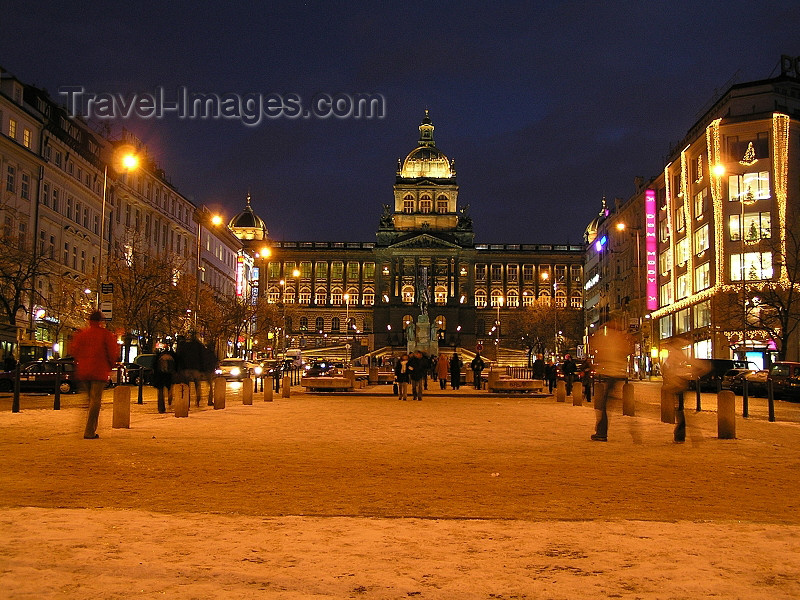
[580, 358, 593, 403]
[436, 353, 449, 389]
[470, 353, 485, 390]
[201, 342, 218, 405]
[176, 332, 205, 407]
[450, 352, 462, 390]
[395, 353, 410, 400]
[532, 354, 545, 381]
[3, 352, 17, 372]
[152, 346, 176, 413]
[408, 350, 425, 400]
[662, 341, 710, 443]
[70, 310, 118, 439]
[588, 323, 634, 441]
[545, 360, 557, 394]
[562, 354, 577, 395]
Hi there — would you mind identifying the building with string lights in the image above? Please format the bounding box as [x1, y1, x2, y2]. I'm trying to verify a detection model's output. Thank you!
[584, 59, 800, 369]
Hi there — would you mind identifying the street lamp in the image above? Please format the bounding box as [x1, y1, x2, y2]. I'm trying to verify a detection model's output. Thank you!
[194, 210, 223, 329]
[96, 148, 139, 308]
[495, 295, 504, 344]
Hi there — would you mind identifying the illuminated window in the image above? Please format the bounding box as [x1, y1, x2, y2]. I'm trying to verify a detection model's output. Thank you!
[316, 317, 325, 331]
[331, 261, 343, 280]
[731, 252, 773, 281]
[555, 265, 567, 281]
[695, 262, 710, 291]
[363, 262, 375, 279]
[22, 129, 31, 148]
[555, 289, 567, 308]
[571, 293, 582, 309]
[538, 290, 550, 306]
[659, 316, 673, 339]
[346, 288, 358, 304]
[283, 288, 295, 304]
[315, 261, 327, 279]
[403, 194, 414, 213]
[475, 290, 487, 308]
[434, 285, 447, 305]
[300, 261, 312, 279]
[693, 189, 706, 219]
[8, 119, 16, 139]
[402, 285, 415, 304]
[490, 290, 504, 308]
[420, 198, 432, 213]
[677, 272, 690, 299]
[676, 237, 690, 265]
[437, 195, 448, 212]
[314, 287, 326, 305]
[347, 262, 359, 281]
[675, 308, 690, 334]
[660, 282, 673, 307]
[694, 300, 711, 328]
[729, 213, 771, 242]
[331, 288, 343, 305]
[727, 172, 770, 202]
[475, 264, 487, 281]
[268, 286, 280, 303]
[490, 264, 502, 281]
[507, 264, 518, 282]
[522, 264, 534, 282]
[331, 317, 340, 331]
[402, 315, 413, 328]
[362, 289, 374, 306]
[506, 289, 519, 308]
[693, 224, 709, 255]
[675, 207, 686, 232]
[268, 262, 280, 279]
[659, 249, 672, 275]
[522, 292, 534, 307]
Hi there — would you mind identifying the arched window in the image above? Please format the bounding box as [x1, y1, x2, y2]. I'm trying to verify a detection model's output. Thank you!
[299, 287, 311, 305]
[420, 194, 432, 214]
[555, 289, 567, 308]
[284, 288, 295, 304]
[507, 289, 519, 308]
[331, 317, 340, 331]
[402, 285, 415, 304]
[346, 287, 359, 304]
[315, 287, 327, 305]
[315, 316, 325, 332]
[362, 288, 374, 306]
[490, 290, 504, 308]
[437, 195, 448, 213]
[299, 316, 308, 331]
[571, 292, 582, 309]
[403, 194, 414, 213]
[331, 287, 343, 305]
[475, 290, 487, 308]
[434, 315, 446, 340]
[402, 314, 414, 328]
[434, 285, 447, 305]
[522, 290, 535, 307]
[347, 317, 356, 332]
[268, 286, 280, 304]
[538, 290, 551, 306]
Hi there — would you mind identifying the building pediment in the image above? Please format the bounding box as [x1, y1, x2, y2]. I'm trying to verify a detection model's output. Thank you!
[388, 233, 463, 250]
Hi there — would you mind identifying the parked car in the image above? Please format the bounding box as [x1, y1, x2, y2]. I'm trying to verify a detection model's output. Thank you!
[0, 359, 76, 393]
[768, 361, 800, 401]
[109, 362, 147, 386]
[304, 360, 342, 377]
[215, 358, 251, 380]
[742, 370, 770, 397]
[688, 359, 738, 391]
[722, 369, 754, 392]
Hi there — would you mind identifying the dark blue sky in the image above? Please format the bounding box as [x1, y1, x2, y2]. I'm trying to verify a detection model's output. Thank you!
[3, 1, 799, 243]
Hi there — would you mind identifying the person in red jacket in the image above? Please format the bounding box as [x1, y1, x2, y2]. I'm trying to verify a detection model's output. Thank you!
[70, 310, 118, 439]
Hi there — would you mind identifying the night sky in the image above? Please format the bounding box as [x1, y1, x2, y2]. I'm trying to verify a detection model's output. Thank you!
[3, 1, 799, 244]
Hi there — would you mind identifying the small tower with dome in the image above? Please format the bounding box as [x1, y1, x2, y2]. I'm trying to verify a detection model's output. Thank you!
[229, 192, 269, 241]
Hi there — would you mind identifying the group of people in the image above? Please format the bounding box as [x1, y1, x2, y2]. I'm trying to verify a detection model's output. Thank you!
[393, 351, 489, 400]
[69, 310, 220, 439]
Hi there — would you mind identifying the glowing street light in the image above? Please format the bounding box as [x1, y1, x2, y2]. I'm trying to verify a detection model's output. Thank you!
[194, 209, 223, 328]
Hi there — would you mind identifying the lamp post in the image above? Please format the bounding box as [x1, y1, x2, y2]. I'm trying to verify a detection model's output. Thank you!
[344, 292, 351, 364]
[194, 210, 223, 330]
[495, 295, 504, 346]
[96, 150, 139, 308]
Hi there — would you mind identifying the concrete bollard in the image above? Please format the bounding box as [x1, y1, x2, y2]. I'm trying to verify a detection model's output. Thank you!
[264, 384, 273, 402]
[242, 377, 253, 405]
[173, 383, 189, 418]
[622, 382, 635, 416]
[466, 369, 474, 384]
[660, 387, 675, 423]
[572, 382, 583, 405]
[112, 385, 131, 429]
[281, 376, 291, 398]
[213, 377, 226, 409]
[369, 367, 378, 385]
[488, 371, 500, 391]
[555, 380, 566, 402]
[717, 390, 736, 439]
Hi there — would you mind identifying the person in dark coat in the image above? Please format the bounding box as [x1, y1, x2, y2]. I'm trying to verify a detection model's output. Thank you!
[562, 354, 577, 395]
[470, 353, 485, 390]
[449, 352, 462, 390]
[580, 359, 594, 403]
[176, 332, 205, 407]
[545, 360, 557, 394]
[394, 353, 410, 400]
[408, 350, 426, 400]
[532, 354, 546, 380]
[152, 347, 177, 413]
[201, 343, 218, 405]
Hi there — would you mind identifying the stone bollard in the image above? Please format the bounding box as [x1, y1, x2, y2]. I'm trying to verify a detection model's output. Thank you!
[173, 383, 189, 418]
[213, 377, 226, 409]
[466, 369, 474, 385]
[242, 377, 253, 405]
[572, 382, 583, 405]
[660, 387, 675, 423]
[555, 380, 566, 402]
[488, 371, 500, 391]
[264, 384, 273, 402]
[369, 367, 378, 385]
[281, 376, 291, 398]
[622, 382, 635, 416]
[112, 385, 131, 429]
[717, 390, 736, 439]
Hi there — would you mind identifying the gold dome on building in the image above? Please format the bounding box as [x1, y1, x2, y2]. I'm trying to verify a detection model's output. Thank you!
[229, 192, 268, 241]
[399, 110, 455, 179]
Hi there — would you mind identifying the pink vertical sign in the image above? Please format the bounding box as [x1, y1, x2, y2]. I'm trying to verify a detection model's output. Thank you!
[645, 189, 658, 309]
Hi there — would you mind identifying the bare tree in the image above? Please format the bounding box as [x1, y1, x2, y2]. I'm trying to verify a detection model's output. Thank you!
[504, 300, 584, 361]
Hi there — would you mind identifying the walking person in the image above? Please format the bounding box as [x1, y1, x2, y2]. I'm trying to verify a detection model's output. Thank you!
[588, 323, 633, 441]
[545, 360, 557, 394]
[153, 346, 177, 413]
[449, 352, 462, 390]
[562, 354, 577, 395]
[580, 358, 594, 403]
[662, 341, 709, 443]
[70, 310, 118, 439]
[470, 353, 485, 390]
[436, 353, 449, 389]
[201, 342, 218, 406]
[408, 350, 425, 400]
[532, 354, 545, 382]
[394, 353, 410, 401]
[176, 332, 205, 407]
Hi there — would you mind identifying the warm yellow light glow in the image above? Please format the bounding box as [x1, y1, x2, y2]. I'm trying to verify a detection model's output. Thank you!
[260, 246, 271, 257]
[279, 279, 285, 286]
[211, 215, 223, 226]
[616, 222, 626, 231]
[711, 163, 726, 177]
[650, 347, 659, 359]
[343, 293, 350, 302]
[121, 153, 139, 170]
[540, 272, 549, 281]
[292, 269, 300, 278]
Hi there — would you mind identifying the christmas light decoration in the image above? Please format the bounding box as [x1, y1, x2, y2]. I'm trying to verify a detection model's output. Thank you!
[773, 113, 790, 283]
[739, 141, 757, 166]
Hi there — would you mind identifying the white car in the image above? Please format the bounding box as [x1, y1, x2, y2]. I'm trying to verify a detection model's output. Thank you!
[215, 358, 250, 380]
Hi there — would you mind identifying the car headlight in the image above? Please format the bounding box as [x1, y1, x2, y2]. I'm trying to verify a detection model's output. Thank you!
[215, 369, 222, 375]
[253, 366, 263, 376]
[231, 367, 241, 377]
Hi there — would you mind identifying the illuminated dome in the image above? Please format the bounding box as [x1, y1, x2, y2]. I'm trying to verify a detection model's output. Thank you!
[584, 196, 609, 244]
[399, 110, 455, 179]
[229, 193, 268, 241]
